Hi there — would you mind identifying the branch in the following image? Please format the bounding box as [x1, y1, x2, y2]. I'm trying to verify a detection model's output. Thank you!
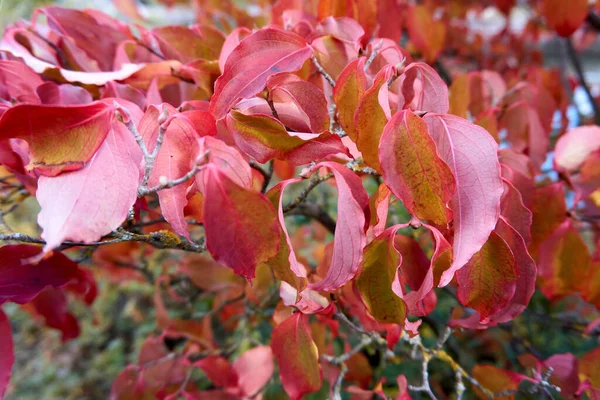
[282, 172, 334, 213]
[0, 229, 206, 254]
[564, 38, 600, 125]
[311, 55, 336, 87]
[249, 160, 274, 193]
[286, 202, 336, 233]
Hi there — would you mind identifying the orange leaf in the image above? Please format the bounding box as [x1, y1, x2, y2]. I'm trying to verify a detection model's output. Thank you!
[333, 57, 367, 141]
[541, 0, 589, 37]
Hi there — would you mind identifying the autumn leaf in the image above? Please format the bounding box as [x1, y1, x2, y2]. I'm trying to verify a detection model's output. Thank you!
[379, 110, 455, 226]
[540, 0, 589, 37]
[0, 244, 94, 306]
[356, 226, 407, 324]
[210, 28, 312, 119]
[456, 232, 517, 321]
[225, 109, 348, 164]
[0, 102, 114, 176]
[333, 58, 367, 140]
[401, 62, 449, 114]
[354, 65, 393, 172]
[201, 164, 281, 280]
[0, 310, 13, 399]
[271, 313, 322, 400]
[306, 162, 370, 291]
[37, 101, 143, 252]
[424, 114, 503, 286]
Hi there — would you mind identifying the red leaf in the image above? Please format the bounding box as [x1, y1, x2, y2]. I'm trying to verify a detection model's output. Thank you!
[201, 164, 280, 279]
[0, 102, 114, 176]
[225, 110, 349, 164]
[0, 309, 14, 399]
[0, 60, 43, 103]
[37, 101, 142, 251]
[424, 114, 503, 285]
[401, 62, 449, 114]
[0, 244, 92, 305]
[306, 162, 369, 291]
[233, 346, 274, 397]
[541, 0, 589, 37]
[379, 110, 455, 226]
[39, 7, 130, 72]
[26, 287, 80, 341]
[501, 179, 532, 246]
[195, 356, 238, 388]
[196, 136, 253, 189]
[267, 74, 330, 133]
[271, 313, 322, 400]
[312, 17, 365, 48]
[210, 28, 312, 119]
[456, 232, 517, 321]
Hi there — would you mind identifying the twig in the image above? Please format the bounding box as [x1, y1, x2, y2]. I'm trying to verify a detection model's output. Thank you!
[564, 38, 600, 125]
[249, 160, 274, 193]
[311, 55, 336, 86]
[364, 39, 384, 72]
[139, 150, 210, 196]
[286, 202, 336, 233]
[282, 172, 334, 213]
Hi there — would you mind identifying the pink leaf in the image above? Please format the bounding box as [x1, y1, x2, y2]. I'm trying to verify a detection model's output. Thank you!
[267, 74, 330, 133]
[312, 17, 365, 48]
[401, 62, 449, 114]
[36, 82, 93, 105]
[307, 162, 369, 291]
[218, 27, 251, 73]
[233, 346, 274, 397]
[210, 28, 312, 119]
[0, 60, 43, 103]
[37, 101, 143, 252]
[424, 114, 503, 286]
[0, 309, 13, 399]
[554, 125, 600, 172]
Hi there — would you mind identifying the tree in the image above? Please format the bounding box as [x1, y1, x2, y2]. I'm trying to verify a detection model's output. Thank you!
[0, 0, 599, 399]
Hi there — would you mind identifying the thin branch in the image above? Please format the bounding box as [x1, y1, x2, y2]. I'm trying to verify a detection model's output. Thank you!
[282, 172, 334, 213]
[364, 39, 384, 72]
[286, 202, 336, 233]
[564, 38, 600, 125]
[249, 160, 274, 193]
[311, 55, 336, 87]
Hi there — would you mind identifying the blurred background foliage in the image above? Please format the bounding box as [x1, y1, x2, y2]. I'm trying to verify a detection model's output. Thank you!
[1, 1, 599, 399]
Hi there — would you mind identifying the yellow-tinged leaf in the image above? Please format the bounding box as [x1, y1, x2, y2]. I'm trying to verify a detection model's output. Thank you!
[456, 232, 518, 320]
[538, 220, 590, 299]
[355, 65, 393, 172]
[0, 102, 114, 176]
[356, 227, 406, 324]
[271, 313, 322, 400]
[333, 57, 367, 140]
[379, 110, 455, 226]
